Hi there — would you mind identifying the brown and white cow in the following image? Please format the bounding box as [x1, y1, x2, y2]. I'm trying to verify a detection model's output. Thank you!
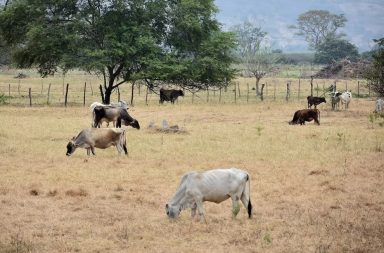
[92, 106, 140, 129]
[289, 109, 320, 125]
[66, 128, 128, 156]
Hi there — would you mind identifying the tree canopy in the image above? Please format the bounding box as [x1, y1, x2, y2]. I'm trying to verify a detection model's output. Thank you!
[314, 37, 359, 64]
[0, 0, 236, 103]
[365, 38, 384, 96]
[290, 10, 347, 50]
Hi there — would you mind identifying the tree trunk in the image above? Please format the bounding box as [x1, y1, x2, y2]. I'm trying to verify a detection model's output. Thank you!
[104, 88, 112, 104]
[255, 77, 261, 96]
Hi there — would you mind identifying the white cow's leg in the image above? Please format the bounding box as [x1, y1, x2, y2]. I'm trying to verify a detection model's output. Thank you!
[231, 195, 241, 218]
[90, 146, 96, 155]
[195, 200, 206, 223]
[191, 203, 197, 218]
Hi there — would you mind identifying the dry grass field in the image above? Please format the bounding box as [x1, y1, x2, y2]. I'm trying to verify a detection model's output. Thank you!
[0, 73, 384, 252]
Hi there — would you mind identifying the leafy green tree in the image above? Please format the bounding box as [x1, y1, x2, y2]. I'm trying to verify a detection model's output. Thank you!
[290, 10, 347, 50]
[365, 38, 384, 96]
[0, 0, 236, 103]
[314, 37, 359, 64]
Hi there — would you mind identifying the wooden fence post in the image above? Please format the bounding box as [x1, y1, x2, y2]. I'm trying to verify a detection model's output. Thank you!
[130, 81, 134, 106]
[298, 78, 301, 100]
[8, 84, 10, 97]
[286, 82, 290, 102]
[83, 82, 87, 106]
[273, 83, 276, 101]
[234, 83, 237, 104]
[117, 86, 121, 102]
[237, 82, 241, 98]
[310, 76, 313, 97]
[145, 86, 148, 106]
[219, 88, 222, 103]
[47, 83, 51, 104]
[29, 88, 32, 107]
[64, 83, 69, 107]
[206, 87, 209, 103]
[357, 81, 360, 98]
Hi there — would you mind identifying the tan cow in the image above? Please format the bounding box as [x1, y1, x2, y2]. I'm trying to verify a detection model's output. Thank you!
[66, 128, 127, 156]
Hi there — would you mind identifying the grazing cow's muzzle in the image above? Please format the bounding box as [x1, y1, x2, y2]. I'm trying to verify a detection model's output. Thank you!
[66, 142, 75, 156]
[130, 120, 140, 130]
[165, 204, 180, 219]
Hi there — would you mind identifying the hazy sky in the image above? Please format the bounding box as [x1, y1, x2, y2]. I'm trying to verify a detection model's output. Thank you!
[214, 0, 384, 52]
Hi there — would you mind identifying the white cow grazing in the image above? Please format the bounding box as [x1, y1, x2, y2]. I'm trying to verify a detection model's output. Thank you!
[374, 98, 384, 113]
[165, 168, 252, 221]
[340, 91, 352, 110]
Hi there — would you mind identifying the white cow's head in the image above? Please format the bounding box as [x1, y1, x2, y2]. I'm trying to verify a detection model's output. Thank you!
[165, 203, 181, 219]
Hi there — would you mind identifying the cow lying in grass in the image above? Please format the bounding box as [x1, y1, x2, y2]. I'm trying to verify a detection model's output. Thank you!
[165, 168, 252, 222]
[289, 109, 320, 125]
[66, 128, 128, 156]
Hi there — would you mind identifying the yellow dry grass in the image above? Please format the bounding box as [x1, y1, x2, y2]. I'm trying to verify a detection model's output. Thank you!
[0, 75, 383, 252]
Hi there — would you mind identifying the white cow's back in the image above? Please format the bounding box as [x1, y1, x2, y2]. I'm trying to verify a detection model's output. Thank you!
[186, 168, 248, 203]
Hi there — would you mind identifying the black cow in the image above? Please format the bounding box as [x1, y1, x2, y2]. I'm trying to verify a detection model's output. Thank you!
[159, 88, 184, 104]
[93, 106, 140, 129]
[289, 109, 320, 125]
[307, 96, 326, 109]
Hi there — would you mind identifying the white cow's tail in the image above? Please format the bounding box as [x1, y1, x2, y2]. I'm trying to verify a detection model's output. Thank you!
[90, 102, 100, 127]
[242, 173, 252, 219]
[121, 129, 128, 155]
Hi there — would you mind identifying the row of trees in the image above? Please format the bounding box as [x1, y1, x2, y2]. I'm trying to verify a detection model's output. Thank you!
[0, 2, 382, 99]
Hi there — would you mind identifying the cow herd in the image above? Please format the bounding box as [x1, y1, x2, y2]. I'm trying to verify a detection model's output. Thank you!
[289, 89, 355, 126]
[64, 86, 382, 221]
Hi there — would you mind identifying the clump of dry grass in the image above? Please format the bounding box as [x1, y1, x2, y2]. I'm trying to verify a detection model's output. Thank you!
[0, 231, 34, 253]
[65, 188, 88, 197]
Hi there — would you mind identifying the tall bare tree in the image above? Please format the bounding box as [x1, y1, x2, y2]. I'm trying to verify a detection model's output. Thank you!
[231, 21, 275, 96]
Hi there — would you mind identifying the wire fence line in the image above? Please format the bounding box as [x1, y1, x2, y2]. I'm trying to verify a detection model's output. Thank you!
[0, 75, 372, 107]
